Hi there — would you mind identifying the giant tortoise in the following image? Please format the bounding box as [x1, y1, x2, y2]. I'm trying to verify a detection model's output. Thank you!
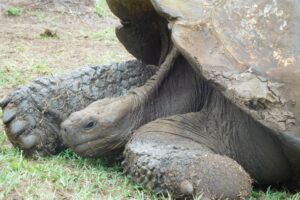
[1, 0, 300, 199]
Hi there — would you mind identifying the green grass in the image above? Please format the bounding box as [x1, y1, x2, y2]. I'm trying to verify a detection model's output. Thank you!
[31, 63, 53, 75]
[0, 60, 54, 87]
[0, 110, 167, 199]
[0, 64, 27, 87]
[5, 7, 23, 16]
[88, 28, 116, 41]
[250, 188, 300, 200]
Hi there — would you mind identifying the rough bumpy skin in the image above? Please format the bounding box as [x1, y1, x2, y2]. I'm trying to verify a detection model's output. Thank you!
[123, 128, 252, 199]
[1, 60, 155, 156]
[123, 84, 292, 198]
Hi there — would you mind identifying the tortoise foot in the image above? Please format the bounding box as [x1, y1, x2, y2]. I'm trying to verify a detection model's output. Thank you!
[1, 81, 66, 156]
[123, 115, 252, 199]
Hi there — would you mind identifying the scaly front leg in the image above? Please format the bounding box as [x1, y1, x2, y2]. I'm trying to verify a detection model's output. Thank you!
[1, 60, 155, 156]
[123, 114, 252, 199]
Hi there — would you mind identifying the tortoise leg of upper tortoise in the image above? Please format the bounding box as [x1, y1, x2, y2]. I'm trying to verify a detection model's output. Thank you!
[0, 60, 155, 156]
[123, 112, 252, 199]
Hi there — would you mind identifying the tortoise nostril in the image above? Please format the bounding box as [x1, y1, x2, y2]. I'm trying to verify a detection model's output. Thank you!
[61, 124, 70, 135]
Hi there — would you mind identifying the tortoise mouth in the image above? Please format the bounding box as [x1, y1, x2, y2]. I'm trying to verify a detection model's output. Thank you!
[62, 128, 102, 147]
[67, 135, 125, 158]
[69, 138, 108, 157]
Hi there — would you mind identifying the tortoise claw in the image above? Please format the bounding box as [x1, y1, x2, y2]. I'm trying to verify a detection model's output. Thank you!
[20, 134, 39, 149]
[0, 96, 11, 108]
[9, 120, 28, 137]
[2, 107, 17, 124]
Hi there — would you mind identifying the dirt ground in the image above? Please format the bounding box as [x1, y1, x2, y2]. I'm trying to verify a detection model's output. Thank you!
[0, 0, 132, 99]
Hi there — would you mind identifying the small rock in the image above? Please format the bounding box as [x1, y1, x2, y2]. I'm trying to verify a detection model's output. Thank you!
[40, 29, 59, 38]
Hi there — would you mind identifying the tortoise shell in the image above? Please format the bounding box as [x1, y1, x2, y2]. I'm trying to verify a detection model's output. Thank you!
[107, 0, 300, 138]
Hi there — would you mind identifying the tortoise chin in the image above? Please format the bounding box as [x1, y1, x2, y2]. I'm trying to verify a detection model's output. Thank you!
[70, 140, 122, 158]
[61, 124, 125, 158]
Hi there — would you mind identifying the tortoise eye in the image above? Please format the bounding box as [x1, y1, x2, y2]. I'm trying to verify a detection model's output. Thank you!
[84, 121, 97, 130]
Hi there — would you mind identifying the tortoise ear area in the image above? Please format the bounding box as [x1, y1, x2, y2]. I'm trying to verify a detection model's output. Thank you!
[97, 109, 128, 129]
[95, 95, 135, 129]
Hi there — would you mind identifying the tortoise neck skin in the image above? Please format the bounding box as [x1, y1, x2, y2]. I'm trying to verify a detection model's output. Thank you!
[61, 49, 204, 158]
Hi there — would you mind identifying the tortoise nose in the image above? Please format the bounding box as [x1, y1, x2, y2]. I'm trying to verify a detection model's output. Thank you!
[61, 124, 70, 135]
[63, 127, 68, 134]
[61, 121, 72, 136]
[61, 122, 73, 144]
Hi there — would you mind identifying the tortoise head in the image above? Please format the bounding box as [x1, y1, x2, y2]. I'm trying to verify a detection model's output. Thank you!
[61, 95, 135, 158]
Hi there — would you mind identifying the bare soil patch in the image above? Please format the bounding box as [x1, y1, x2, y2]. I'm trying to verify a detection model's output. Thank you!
[0, 0, 132, 98]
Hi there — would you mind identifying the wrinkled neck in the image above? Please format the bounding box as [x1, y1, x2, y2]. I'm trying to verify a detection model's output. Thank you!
[129, 53, 205, 132]
[130, 47, 179, 102]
